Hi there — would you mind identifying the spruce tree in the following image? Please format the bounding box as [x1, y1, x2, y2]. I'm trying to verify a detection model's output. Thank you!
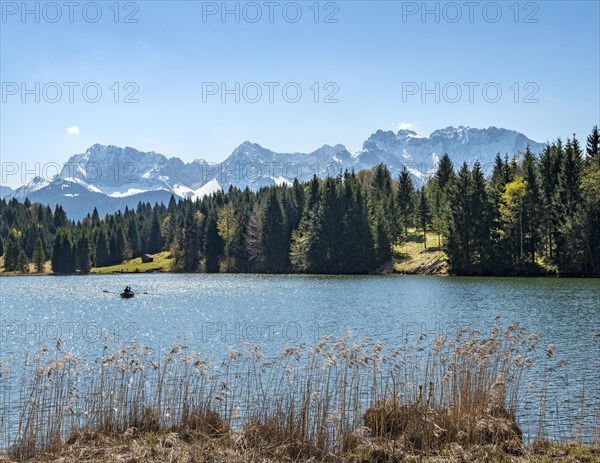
[127, 217, 140, 257]
[469, 161, 491, 272]
[91, 207, 100, 224]
[397, 167, 415, 237]
[147, 210, 162, 254]
[3, 232, 20, 271]
[445, 163, 471, 274]
[586, 125, 599, 164]
[260, 191, 288, 273]
[17, 249, 28, 272]
[204, 212, 221, 273]
[75, 233, 92, 273]
[32, 237, 45, 272]
[522, 147, 541, 265]
[418, 188, 431, 249]
[182, 208, 202, 272]
[51, 228, 75, 273]
[94, 226, 111, 267]
[53, 205, 68, 229]
[539, 144, 559, 259]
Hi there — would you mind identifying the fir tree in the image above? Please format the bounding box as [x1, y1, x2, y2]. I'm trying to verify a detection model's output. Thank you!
[17, 249, 28, 272]
[397, 167, 415, 237]
[469, 162, 491, 272]
[32, 237, 45, 272]
[75, 233, 92, 273]
[204, 212, 221, 273]
[3, 231, 21, 271]
[586, 125, 599, 164]
[418, 188, 431, 249]
[51, 228, 75, 274]
[522, 147, 541, 265]
[260, 191, 288, 273]
[94, 226, 111, 267]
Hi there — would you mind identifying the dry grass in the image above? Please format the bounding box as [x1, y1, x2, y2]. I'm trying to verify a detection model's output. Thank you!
[393, 231, 447, 274]
[0, 257, 52, 276]
[0, 323, 597, 462]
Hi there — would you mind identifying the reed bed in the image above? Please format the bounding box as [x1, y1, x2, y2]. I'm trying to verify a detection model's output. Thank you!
[0, 322, 598, 461]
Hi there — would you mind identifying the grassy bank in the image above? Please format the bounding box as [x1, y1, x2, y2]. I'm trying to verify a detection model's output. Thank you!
[0, 253, 174, 276]
[393, 231, 447, 275]
[0, 256, 52, 276]
[1, 431, 597, 462]
[90, 252, 173, 274]
[1, 323, 597, 462]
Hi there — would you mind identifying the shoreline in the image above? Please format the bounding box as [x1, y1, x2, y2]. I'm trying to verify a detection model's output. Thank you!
[3, 270, 588, 278]
[1, 432, 598, 463]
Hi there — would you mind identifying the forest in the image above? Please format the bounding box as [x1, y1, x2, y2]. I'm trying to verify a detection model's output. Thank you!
[1, 127, 599, 277]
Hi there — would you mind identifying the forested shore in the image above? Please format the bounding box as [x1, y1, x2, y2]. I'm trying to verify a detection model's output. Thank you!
[1, 127, 599, 277]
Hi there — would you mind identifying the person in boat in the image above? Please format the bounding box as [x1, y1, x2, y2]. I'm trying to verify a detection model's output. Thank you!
[124, 286, 131, 293]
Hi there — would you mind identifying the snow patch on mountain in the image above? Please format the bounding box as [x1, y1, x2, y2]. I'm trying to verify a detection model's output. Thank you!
[273, 176, 293, 186]
[10, 176, 51, 199]
[192, 178, 222, 200]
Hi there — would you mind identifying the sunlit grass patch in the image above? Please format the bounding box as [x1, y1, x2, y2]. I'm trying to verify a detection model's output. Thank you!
[90, 252, 173, 274]
[393, 229, 447, 274]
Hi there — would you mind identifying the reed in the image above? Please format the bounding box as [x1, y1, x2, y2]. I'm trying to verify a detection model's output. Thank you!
[0, 322, 596, 461]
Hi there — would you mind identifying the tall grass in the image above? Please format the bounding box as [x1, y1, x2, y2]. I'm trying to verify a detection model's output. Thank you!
[0, 322, 597, 460]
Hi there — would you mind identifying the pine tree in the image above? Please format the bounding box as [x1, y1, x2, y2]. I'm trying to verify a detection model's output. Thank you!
[445, 163, 471, 274]
[370, 164, 398, 242]
[418, 188, 431, 249]
[110, 225, 127, 264]
[340, 172, 373, 273]
[204, 212, 221, 273]
[51, 228, 75, 274]
[181, 208, 203, 272]
[260, 191, 288, 273]
[53, 205, 68, 229]
[32, 237, 45, 272]
[91, 207, 100, 224]
[539, 144, 559, 260]
[559, 136, 583, 214]
[586, 125, 599, 164]
[431, 154, 455, 247]
[522, 147, 541, 265]
[3, 231, 21, 271]
[397, 167, 415, 237]
[94, 226, 111, 267]
[17, 249, 28, 272]
[469, 162, 491, 272]
[127, 217, 140, 257]
[24, 225, 40, 259]
[75, 233, 92, 273]
[147, 210, 162, 254]
[371, 203, 391, 266]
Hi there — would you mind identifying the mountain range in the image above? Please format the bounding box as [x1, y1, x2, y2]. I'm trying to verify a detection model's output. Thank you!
[3, 126, 546, 219]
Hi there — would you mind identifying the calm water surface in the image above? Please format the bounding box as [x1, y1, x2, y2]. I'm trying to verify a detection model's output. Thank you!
[1, 274, 599, 439]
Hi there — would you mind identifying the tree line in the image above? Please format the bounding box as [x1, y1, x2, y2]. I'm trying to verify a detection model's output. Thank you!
[1, 127, 598, 277]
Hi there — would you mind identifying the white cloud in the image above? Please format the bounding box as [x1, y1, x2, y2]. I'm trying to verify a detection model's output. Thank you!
[396, 121, 415, 131]
[66, 126, 80, 135]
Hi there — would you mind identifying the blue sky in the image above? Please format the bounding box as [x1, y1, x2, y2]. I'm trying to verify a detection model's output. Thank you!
[1, 0, 599, 187]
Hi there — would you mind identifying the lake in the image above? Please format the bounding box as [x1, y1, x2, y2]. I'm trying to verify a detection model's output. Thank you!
[1, 274, 599, 441]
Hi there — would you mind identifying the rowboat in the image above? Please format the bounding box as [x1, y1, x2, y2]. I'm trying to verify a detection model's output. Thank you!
[120, 292, 134, 299]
